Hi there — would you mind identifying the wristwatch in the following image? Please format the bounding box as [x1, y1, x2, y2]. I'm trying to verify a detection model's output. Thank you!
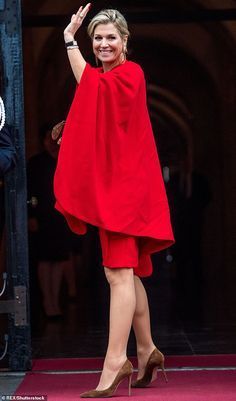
[65, 40, 78, 48]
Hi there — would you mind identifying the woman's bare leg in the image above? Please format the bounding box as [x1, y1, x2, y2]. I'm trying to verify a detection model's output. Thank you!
[96, 267, 136, 390]
[51, 261, 64, 315]
[63, 256, 77, 298]
[38, 261, 54, 316]
[132, 275, 156, 379]
[38, 261, 63, 316]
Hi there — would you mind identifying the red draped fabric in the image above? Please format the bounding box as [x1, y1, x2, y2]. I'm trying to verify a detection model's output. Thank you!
[54, 61, 174, 276]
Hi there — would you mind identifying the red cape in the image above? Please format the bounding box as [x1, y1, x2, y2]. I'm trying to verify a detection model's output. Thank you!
[54, 61, 174, 276]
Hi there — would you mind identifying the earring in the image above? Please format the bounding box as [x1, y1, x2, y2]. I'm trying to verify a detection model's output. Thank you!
[122, 45, 127, 62]
[95, 56, 99, 66]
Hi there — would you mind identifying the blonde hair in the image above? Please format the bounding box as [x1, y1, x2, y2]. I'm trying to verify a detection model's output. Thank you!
[87, 9, 130, 41]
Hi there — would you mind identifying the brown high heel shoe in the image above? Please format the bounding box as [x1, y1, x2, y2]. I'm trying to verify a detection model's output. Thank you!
[80, 359, 133, 398]
[131, 348, 168, 388]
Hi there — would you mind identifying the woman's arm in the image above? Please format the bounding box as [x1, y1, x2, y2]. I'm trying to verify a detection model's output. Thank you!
[64, 3, 91, 84]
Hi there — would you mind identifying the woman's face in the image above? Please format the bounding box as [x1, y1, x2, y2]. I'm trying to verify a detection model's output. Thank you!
[93, 23, 126, 70]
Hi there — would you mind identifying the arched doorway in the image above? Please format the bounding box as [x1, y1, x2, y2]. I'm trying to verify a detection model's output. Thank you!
[21, 1, 236, 358]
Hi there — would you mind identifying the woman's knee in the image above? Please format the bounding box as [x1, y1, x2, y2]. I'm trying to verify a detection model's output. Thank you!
[104, 267, 134, 286]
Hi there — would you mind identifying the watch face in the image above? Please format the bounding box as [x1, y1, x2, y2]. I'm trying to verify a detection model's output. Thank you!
[66, 40, 77, 47]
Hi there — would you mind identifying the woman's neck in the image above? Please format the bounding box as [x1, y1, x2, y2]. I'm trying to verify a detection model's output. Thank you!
[102, 55, 126, 72]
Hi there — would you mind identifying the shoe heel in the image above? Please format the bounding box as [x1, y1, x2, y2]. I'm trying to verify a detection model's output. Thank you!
[160, 361, 168, 383]
[128, 374, 132, 396]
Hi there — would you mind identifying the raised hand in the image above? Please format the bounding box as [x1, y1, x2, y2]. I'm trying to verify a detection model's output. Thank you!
[64, 3, 91, 41]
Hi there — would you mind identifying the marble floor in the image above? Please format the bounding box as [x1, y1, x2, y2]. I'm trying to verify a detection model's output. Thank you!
[30, 308, 236, 360]
[1, 242, 236, 368]
[29, 258, 236, 359]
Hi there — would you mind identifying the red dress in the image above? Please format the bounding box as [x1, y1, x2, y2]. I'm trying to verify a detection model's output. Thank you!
[54, 61, 174, 277]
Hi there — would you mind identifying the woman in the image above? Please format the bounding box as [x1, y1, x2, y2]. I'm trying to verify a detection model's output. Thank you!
[54, 4, 174, 398]
[27, 128, 72, 318]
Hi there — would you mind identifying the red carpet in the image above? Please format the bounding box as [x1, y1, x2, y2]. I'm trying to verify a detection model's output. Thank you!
[32, 354, 236, 371]
[15, 370, 236, 401]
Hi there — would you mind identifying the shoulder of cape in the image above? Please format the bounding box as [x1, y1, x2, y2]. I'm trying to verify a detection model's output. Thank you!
[113, 60, 144, 80]
[122, 60, 144, 72]
[80, 62, 145, 92]
[86, 61, 144, 78]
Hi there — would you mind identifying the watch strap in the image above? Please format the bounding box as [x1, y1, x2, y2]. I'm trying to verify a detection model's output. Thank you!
[65, 40, 78, 48]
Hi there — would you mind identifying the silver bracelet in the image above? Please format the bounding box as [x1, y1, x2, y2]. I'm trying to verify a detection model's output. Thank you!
[67, 45, 79, 50]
